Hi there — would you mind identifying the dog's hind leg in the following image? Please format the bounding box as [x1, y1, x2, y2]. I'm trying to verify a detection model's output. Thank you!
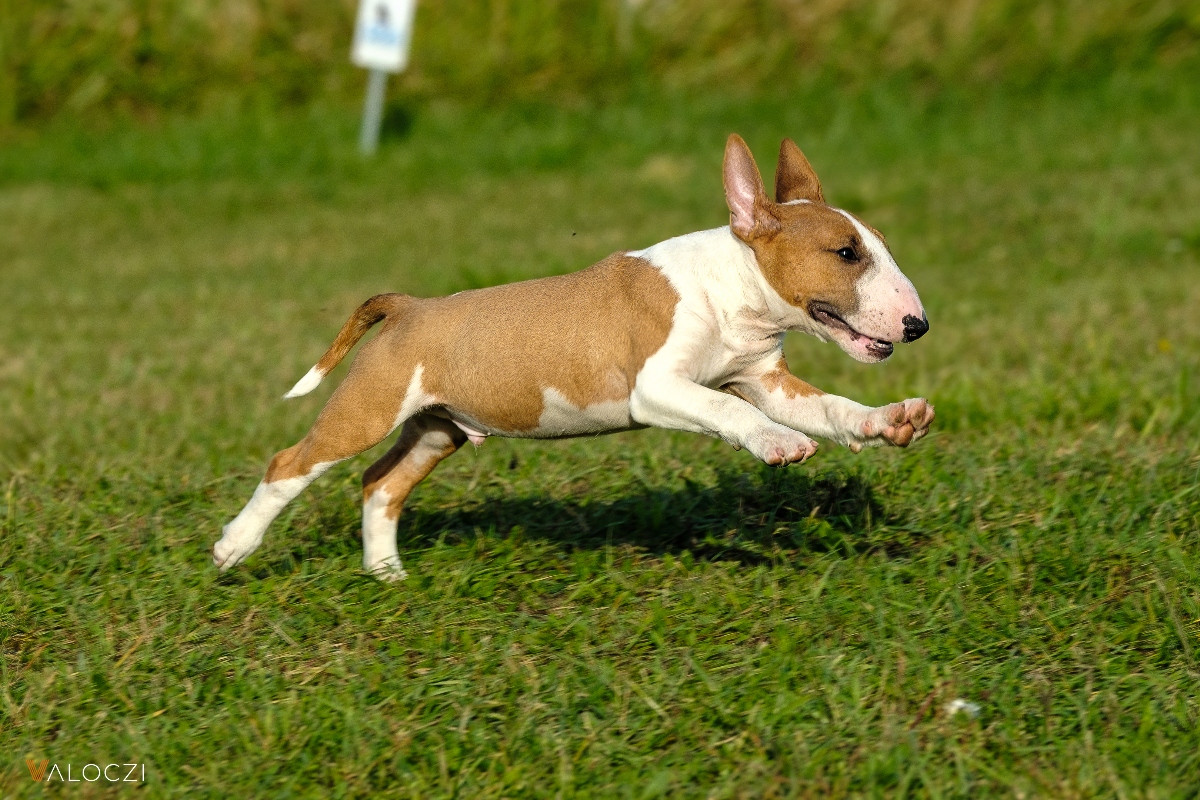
[214, 354, 428, 572]
[213, 452, 335, 572]
[360, 414, 467, 581]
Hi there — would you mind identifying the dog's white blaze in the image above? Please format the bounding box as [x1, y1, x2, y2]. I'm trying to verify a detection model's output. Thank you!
[362, 489, 406, 580]
[213, 460, 335, 569]
[284, 366, 325, 399]
[834, 209, 924, 342]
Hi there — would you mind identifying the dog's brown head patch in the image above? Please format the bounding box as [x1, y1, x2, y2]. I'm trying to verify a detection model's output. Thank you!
[723, 134, 873, 319]
[723, 134, 926, 362]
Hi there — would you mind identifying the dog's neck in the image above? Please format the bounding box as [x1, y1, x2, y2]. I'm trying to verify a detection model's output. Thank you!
[633, 226, 824, 344]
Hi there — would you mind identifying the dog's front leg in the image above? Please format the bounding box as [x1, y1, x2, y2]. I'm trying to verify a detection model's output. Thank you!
[630, 374, 818, 465]
[726, 356, 935, 452]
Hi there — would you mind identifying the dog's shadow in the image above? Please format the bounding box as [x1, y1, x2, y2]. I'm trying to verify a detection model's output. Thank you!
[238, 465, 924, 581]
[375, 465, 920, 568]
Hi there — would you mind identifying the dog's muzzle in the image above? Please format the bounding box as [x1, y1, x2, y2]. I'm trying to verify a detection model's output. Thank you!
[902, 314, 929, 343]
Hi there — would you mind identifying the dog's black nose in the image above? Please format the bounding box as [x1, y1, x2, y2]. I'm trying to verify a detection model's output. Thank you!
[902, 314, 929, 342]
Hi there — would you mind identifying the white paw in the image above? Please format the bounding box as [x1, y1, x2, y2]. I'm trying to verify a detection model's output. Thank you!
[849, 397, 935, 452]
[744, 425, 819, 466]
[364, 557, 408, 583]
[212, 524, 263, 572]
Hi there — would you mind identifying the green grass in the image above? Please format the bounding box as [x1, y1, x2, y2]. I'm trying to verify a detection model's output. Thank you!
[2, 75, 1200, 796]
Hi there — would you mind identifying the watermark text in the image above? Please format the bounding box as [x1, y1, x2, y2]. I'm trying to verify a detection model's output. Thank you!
[26, 759, 146, 783]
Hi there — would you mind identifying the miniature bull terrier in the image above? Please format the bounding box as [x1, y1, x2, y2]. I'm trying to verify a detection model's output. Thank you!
[214, 134, 933, 580]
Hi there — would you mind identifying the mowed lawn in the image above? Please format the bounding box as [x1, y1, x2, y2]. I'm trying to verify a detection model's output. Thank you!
[2, 78, 1199, 796]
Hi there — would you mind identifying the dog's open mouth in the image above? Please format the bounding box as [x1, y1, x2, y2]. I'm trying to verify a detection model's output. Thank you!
[809, 302, 894, 359]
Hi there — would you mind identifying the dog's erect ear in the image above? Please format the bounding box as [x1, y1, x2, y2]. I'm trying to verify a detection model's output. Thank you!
[724, 134, 780, 242]
[774, 138, 824, 204]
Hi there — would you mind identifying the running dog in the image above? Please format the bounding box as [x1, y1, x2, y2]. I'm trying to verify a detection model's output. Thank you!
[214, 134, 934, 580]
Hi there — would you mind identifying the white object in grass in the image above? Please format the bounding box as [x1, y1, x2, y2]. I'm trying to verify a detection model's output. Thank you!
[945, 698, 981, 718]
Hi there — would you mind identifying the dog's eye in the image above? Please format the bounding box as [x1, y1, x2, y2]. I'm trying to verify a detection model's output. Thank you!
[836, 247, 858, 262]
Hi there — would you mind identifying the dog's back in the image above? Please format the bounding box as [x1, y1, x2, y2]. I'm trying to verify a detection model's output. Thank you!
[374, 252, 680, 438]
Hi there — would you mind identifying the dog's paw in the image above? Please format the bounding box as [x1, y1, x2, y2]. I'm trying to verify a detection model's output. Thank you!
[744, 425, 819, 466]
[372, 566, 408, 583]
[364, 556, 408, 583]
[212, 525, 262, 572]
[849, 398, 935, 452]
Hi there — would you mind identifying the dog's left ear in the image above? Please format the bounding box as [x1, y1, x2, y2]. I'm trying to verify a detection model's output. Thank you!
[724, 134, 780, 242]
[775, 138, 824, 204]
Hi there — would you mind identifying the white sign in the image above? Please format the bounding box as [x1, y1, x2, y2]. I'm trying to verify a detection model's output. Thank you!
[351, 0, 417, 73]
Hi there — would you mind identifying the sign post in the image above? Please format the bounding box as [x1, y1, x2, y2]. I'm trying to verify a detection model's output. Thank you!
[351, 0, 418, 156]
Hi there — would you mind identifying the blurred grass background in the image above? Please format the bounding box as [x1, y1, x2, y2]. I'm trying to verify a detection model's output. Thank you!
[2, 0, 1199, 122]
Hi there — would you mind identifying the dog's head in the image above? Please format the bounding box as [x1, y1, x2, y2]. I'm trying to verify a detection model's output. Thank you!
[723, 134, 927, 363]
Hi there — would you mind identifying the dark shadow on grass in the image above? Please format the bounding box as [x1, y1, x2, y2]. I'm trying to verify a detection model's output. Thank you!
[226, 465, 925, 582]
[398, 465, 919, 567]
[381, 102, 416, 142]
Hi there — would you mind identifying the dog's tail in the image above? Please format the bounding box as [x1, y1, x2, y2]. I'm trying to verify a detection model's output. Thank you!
[283, 293, 411, 399]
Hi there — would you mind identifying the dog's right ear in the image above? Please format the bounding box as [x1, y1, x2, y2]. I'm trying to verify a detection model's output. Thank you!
[724, 134, 780, 242]
[774, 138, 824, 204]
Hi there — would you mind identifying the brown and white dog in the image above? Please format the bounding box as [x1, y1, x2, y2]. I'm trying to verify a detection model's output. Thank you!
[214, 134, 934, 580]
